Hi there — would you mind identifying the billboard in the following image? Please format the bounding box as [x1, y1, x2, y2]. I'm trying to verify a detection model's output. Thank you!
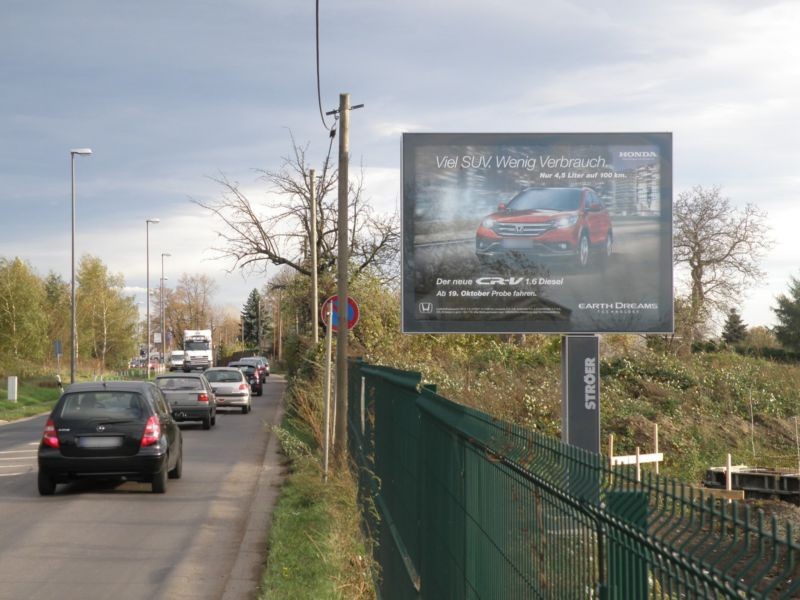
[402, 133, 673, 334]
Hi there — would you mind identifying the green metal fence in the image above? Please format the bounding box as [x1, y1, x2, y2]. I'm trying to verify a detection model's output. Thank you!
[347, 359, 800, 599]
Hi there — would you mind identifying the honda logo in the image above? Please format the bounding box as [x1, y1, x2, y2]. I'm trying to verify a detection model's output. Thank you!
[419, 302, 433, 313]
[96, 425, 106, 432]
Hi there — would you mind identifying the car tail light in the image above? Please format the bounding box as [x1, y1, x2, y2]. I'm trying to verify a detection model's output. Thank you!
[42, 419, 60, 449]
[239, 383, 248, 391]
[141, 416, 161, 447]
[197, 392, 209, 403]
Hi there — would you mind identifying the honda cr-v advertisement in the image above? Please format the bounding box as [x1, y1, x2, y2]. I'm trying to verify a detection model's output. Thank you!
[402, 132, 673, 334]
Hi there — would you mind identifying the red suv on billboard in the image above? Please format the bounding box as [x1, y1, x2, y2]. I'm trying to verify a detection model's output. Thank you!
[475, 187, 613, 268]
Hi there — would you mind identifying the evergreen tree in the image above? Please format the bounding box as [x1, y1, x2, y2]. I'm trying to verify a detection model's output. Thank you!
[773, 276, 800, 352]
[721, 308, 747, 345]
[241, 289, 261, 348]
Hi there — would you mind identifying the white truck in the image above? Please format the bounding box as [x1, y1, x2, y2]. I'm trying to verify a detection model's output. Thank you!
[166, 350, 186, 372]
[182, 329, 213, 371]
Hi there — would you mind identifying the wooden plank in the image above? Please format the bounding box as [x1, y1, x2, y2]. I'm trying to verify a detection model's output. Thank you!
[689, 486, 745, 501]
[611, 453, 663, 466]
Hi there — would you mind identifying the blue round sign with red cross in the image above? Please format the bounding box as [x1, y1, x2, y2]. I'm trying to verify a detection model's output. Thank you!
[321, 295, 360, 332]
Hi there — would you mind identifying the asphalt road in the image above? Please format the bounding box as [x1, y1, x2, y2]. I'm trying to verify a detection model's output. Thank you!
[0, 375, 286, 600]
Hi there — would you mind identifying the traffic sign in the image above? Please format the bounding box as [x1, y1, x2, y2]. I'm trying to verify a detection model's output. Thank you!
[321, 295, 360, 332]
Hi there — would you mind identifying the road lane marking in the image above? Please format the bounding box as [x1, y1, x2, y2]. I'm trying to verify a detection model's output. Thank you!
[0, 465, 29, 468]
[0, 472, 24, 477]
[0, 456, 36, 461]
[0, 450, 37, 454]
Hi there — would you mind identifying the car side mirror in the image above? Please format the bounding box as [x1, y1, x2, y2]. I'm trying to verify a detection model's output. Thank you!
[498, 203, 506, 211]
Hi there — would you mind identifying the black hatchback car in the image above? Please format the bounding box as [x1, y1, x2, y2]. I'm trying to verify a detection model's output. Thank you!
[37, 381, 183, 495]
[228, 361, 263, 396]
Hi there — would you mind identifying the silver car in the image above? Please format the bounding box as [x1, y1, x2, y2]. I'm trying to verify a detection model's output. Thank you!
[154, 372, 217, 429]
[203, 367, 252, 414]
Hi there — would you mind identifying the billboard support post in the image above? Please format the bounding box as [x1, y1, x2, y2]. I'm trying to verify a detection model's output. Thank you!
[561, 334, 601, 503]
[561, 334, 600, 454]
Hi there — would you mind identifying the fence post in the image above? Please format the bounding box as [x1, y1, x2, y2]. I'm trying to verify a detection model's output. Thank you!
[605, 490, 648, 600]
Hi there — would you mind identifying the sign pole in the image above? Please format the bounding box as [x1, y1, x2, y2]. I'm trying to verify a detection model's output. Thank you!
[323, 306, 333, 482]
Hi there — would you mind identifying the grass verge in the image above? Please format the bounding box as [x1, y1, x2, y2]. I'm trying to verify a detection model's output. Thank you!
[260, 422, 374, 600]
[0, 377, 61, 422]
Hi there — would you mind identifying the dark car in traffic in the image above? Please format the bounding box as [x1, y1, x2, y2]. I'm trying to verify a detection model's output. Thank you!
[37, 381, 183, 495]
[475, 187, 613, 268]
[228, 362, 263, 396]
[231, 356, 269, 382]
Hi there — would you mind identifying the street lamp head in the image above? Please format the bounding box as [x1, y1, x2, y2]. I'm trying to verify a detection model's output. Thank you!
[70, 148, 92, 156]
[146, 218, 160, 224]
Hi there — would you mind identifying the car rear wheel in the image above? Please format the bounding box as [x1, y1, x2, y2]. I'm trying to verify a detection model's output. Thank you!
[152, 466, 168, 493]
[211, 413, 216, 427]
[168, 451, 183, 479]
[241, 405, 248, 414]
[38, 471, 56, 496]
[202, 415, 211, 430]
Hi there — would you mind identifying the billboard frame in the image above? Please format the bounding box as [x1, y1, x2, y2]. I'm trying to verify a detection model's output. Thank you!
[401, 132, 673, 335]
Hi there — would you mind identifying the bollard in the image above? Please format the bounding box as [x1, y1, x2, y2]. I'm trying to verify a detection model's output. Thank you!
[7, 376, 18, 403]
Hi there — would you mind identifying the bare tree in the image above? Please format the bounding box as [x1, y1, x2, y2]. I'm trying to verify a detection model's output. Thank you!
[673, 185, 772, 339]
[166, 273, 218, 341]
[193, 133, 400, 282]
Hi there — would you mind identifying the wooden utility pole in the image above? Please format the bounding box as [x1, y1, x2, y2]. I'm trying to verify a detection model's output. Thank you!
[310, 168, 319, 345]
[334, 93, 350, 466]
[273, 290, 283, 362]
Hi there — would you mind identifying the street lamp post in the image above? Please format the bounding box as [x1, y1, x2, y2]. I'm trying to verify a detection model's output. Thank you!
[161, 252, 170, 366]
[70, 148, 92, 384]
[145, 218, 160, 377]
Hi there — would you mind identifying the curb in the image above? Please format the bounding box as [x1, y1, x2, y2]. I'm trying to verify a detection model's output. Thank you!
[0, 412, 50, 427]
[220, 389, 286, 600]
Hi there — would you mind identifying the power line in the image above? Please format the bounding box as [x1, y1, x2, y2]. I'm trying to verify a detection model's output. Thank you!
[322, 114, 337, 179]
[316, 0, 333, 132]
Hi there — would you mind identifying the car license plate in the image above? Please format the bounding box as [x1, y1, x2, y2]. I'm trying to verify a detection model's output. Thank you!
[78, 436, 123, 448]
[502, 239, 533, 249]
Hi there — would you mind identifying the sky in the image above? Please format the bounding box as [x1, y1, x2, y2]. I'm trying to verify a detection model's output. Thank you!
[1, 0, 798, 330]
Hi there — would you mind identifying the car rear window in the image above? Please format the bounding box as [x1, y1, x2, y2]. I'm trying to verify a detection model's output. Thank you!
[205, 370, 243, 383]
[60, 391, 145, 420]
[156, 377, 203, 391]
[507, 188, 582, 212]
